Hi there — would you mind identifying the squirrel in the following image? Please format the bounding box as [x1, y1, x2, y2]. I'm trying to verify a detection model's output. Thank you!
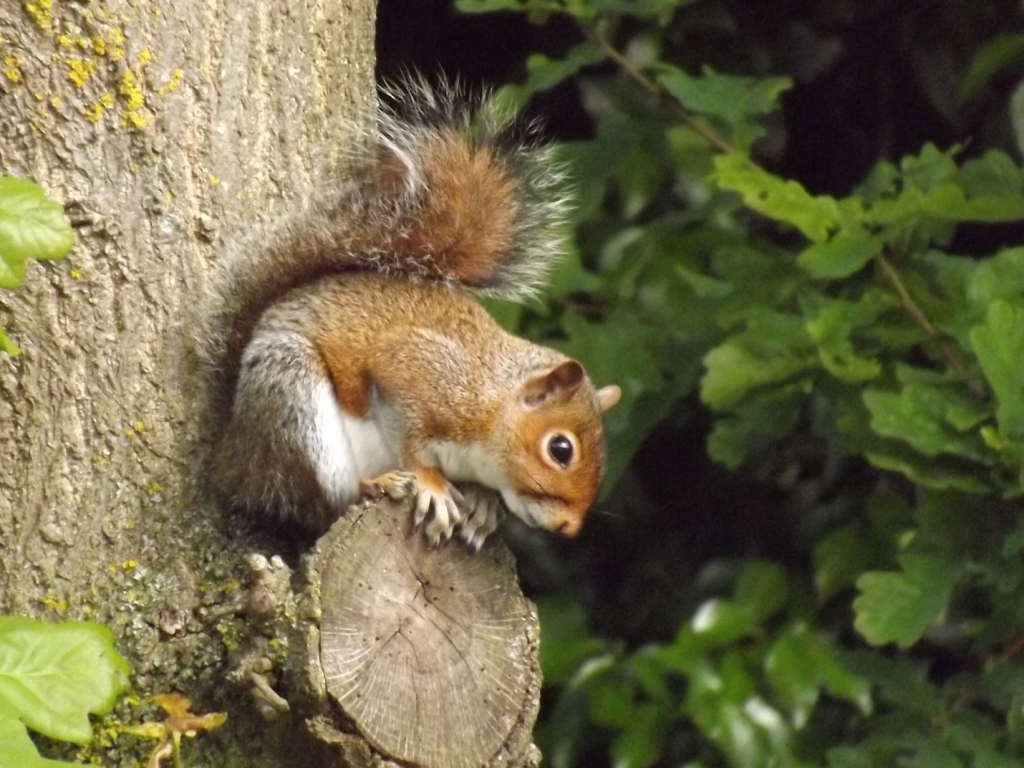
[202, 79, 621, 550]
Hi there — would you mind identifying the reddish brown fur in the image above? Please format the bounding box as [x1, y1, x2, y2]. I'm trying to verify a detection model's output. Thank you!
[413, 465, 449, 494]
[362, 132, 520, 282]
[506, 396, 604, 527]
[305, 271, 604, 532]
[416, 133, 519, 280]
[311, 273, 511, 446]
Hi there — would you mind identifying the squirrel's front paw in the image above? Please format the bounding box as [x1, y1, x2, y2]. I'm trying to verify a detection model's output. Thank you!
[359, 470, 419, 502]
[455, 484, 505, 551]
[361, 468, 463, 547]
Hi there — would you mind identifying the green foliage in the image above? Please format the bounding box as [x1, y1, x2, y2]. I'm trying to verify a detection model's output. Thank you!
[853, 554, 960, 648]
[457, 0, 1024, 765]
[0, 177, 74, 355]
[0, 617, 130, 767]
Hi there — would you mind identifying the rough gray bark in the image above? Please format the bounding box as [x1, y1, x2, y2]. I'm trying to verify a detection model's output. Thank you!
[0, 0, 374, 763]
[0, 2, 544, 766]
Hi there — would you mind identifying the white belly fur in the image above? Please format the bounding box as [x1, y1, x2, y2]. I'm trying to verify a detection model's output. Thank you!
[310, 380, 399, 506]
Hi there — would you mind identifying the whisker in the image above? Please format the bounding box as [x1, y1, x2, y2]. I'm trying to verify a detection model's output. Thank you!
[521, 464, 549, 496]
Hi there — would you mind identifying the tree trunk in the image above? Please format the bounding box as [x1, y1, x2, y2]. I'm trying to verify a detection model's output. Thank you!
[0, 3, 543, 766]
[0, 0, 376, 762]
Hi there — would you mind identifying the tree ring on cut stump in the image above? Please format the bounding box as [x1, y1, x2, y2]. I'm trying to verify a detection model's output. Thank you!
[318, 497, 540, 768]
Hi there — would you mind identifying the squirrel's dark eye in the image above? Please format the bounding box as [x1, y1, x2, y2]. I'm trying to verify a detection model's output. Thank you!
[547, 434, 574, 467]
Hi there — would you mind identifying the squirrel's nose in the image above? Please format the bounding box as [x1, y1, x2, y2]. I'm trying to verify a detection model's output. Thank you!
[554, 515, 583, 538]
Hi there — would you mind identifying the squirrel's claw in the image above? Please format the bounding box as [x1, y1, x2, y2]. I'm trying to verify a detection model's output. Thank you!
[361, 469, 464, 547]
[417, 486, 463, 546]
[455, 485, 505, 551]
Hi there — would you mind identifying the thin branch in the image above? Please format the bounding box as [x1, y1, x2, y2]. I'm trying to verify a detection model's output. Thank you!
[877, 253, 988, 399]
[591, 29, 744, 159]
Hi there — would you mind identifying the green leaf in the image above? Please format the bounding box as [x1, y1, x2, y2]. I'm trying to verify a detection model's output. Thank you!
[0, 329, 22, 356]
[900, 143, 960, 191]
[865, 148, 1024, 229]
[805, 296, 886, 384]
[609, 704, 666, 768]
[713, 153, 851, 242]
[813, 525, 875, 600]
[959, 33, 1024, 103]
[842, 649, 942, 714]
[686, 656, 807, 768]
[701, 340, 809, 410]
[537, 598, 607, 686]
[892, 367, 991, 432]
[544, 244, 603, 297]
[826, 746, 874, 768]
[561, 112, 669, 221]
[701, 311, 811, 410]
[734, 561, 789, 622]
[522, 42, 605, 94]
[765, 624, 871, 727]
[1012, 79, 1024, 160]
[965, 247, 1024, 315]
[585, 661, 639, 730]
[864, 448, 991, 493]
[957, 151, 1024, 200]
[591, 0, 695, 18]
[798, 230, 882, 279]
[866, 182, 1024, 226]
[862, 386, 994, 461]
[0, 178, 73, 290]
[706, 390, 800, 468]
[853, 554, 958, 648]
[657, 65, 791, 145]
[901, 739, 964, 768]
[0, 713, 76, 768]
[628, 647, 672, 705]
[764, 629, 820, 727]
[944, 715, 1022, 768]
[454, 0, 525, 10]
[970, 299, 1024, 441]
[0, 617, 131, 744]
[710, 243, 805, 327]
[690, 599, 755, 645]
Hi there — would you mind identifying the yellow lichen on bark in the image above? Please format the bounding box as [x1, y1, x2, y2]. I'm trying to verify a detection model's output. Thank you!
[14, 4, 181, 132]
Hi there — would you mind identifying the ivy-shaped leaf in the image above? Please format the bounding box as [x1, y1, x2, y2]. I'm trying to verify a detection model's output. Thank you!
[0, 617, 131, 744]
[0, 712, 76, 768]
[0, 178, 73, 290]
[853, 554, 959, 648]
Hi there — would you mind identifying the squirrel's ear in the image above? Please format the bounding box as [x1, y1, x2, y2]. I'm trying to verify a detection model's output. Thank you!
[597, 385, 621, 413]
[522, 360, 584, 407]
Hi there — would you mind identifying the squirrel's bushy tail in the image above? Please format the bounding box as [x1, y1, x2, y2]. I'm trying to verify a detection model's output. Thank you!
[368, 76, 571, 295]
[201, 76, 572, 419]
